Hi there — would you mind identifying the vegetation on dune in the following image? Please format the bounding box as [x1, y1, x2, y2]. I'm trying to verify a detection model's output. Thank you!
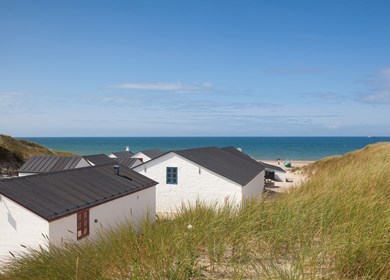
[0, 134, 76, 163]
[1, 143, 389, 279]
[0, 134, 76, 175]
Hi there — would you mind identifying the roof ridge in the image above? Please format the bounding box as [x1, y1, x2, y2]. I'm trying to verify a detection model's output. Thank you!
[3, 162, 121, 182]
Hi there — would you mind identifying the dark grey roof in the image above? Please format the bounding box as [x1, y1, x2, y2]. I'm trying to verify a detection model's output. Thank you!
[259, 162, 286, 173]
[138, 149, 164, 159]
[111, 151, 135, 158]
[18, 156, 85, 174]
[221, 147, 260, 165]
[83, 154, 116, 166]
[116, 157, 140, 168]
[222, 146, 286, 173]
[174, 147, 264, 185]
[0, 164, 157, 221]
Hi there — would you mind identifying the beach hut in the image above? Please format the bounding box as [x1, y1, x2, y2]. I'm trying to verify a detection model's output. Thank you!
[0, 164, 157, 263]
[133, 146, 265, 213]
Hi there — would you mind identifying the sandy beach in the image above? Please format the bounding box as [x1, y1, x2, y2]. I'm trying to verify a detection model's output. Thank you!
[259, 159, 315, 193]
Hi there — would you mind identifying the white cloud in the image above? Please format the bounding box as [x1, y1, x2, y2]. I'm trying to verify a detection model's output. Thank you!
[359, 68, 390, 104]
[113, 82, 213, 92]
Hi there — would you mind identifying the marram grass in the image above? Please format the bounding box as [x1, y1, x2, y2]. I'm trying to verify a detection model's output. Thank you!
[1, 143, 389, 279]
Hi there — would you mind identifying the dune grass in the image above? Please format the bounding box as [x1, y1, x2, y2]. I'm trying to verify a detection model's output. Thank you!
[0, 134, 76, 163]
[1, 143, 389, 279]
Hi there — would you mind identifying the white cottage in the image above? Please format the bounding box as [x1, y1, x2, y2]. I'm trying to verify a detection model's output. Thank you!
[133, 146, 265, 213]
[18, 156, 91, 177]
[0, 164, 157, 263]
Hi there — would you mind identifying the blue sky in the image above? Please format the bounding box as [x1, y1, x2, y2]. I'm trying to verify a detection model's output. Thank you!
[1, 0, 389, 136]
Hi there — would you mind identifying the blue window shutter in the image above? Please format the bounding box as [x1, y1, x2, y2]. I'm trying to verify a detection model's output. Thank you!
[166, 167, 178, 184]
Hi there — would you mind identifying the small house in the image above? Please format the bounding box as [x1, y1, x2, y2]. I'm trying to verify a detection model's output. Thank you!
[133, 146, 265, 213]
[0, 164, 157, 262]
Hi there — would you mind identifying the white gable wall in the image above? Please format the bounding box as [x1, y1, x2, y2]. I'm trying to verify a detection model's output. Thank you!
[130, 159, 142, 168]
[49, 186, 156, 244]
[0, 195, 49, 263]
[242, 170, 265, 201]
[133, 153, 243, 213]
[274, 170, 286, 182]
[18, 172, 36, 177]
[75, 158, 91, 168]
[132, 152, 152, 163]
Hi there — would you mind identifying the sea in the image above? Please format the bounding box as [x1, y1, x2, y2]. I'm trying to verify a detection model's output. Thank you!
[20, 137, 390, 160]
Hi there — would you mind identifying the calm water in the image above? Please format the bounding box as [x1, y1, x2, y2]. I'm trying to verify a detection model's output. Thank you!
[20, 137, 390, 160]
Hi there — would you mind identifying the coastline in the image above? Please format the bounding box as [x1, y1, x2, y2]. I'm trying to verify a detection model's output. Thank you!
[259, 159, 315, 169]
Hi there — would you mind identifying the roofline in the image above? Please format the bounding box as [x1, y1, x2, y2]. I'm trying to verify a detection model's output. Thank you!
[0, 163, 158, 221]
[0, 183, 157, 222]
[17, 156, 84, 173]
[133, 150, 264, 186]
[10, 162, 119, 182]
[131, 151, 172, 168]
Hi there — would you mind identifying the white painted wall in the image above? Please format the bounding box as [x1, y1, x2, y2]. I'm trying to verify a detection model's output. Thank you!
[274, 171, 286, 182]
[132, 152, 152, 163]
[0, 195, 49, 263]
[49, 186, 156, 244]
[18, 172, 36, 177]
[242, 170, 265, 201]
[75, 158, 91, 168]
[134, 153, 243, 213]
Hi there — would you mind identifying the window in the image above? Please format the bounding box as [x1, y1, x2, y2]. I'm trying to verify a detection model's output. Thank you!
[77, 209, 89, 240]
[166, 167, 178, 184]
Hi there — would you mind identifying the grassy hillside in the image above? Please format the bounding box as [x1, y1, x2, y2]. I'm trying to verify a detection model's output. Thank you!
[0, 135, 76, 175]
[1, 143, 389, 279]
[0, 134, 76, 162]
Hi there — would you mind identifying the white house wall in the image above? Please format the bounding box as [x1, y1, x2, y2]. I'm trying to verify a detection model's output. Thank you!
[241, 170, 265, 201]
[132, 152, 151, 163]
[0, 195, 49, 263]
[75, 158, 91, 168]
[274, 171, 286, 182]
[49, 186, 156, 244]
[134, 153, 243, 213]
[18, 172, 36, 177]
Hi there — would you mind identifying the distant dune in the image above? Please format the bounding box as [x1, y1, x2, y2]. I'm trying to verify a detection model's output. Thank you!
[0, 134, 76, 176]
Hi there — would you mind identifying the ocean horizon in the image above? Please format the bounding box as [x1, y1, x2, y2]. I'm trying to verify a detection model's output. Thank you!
[20, 136, 390, 161]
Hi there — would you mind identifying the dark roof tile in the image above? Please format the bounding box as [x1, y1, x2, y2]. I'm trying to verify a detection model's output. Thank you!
[174, 147, 264, 185]
[138, 149, 164, 159]
[18, 156, 84, 173]
[83, 154, 116, 166]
